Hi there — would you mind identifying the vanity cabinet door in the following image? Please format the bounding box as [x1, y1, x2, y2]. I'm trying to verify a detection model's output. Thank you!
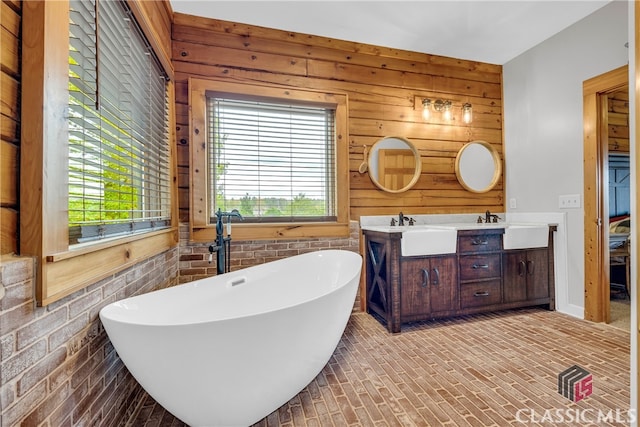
[503, 252, 527, 303]
[524, 248, 550, 300]
[503, 249, 549, 302]
[401, 255, 457, 318]
[428, 255, 458, 314]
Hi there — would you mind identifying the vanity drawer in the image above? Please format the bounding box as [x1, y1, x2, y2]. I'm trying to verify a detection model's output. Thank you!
[459, 254, 501, 281]
[460, 280, 502, 308]
[458, 234, 502, 253]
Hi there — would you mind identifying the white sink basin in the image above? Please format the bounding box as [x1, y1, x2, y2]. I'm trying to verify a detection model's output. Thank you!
[429, 223, 503, 230]
[401, 228, 458, 256]
[503, 224, 549, 250]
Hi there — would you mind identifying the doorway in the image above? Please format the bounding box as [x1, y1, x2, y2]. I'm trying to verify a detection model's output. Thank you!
[583, 65, 629, 323]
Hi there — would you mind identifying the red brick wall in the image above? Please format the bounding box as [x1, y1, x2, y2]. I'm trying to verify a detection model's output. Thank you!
[0, 249, 179, 426]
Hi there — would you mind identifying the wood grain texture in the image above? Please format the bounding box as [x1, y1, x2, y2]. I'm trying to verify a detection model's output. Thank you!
[608, 89, 630, 153]
[582, 64, 628, 323]
[1, 0, 20, 255]
[173, 14, 504, 225]
[1, 140, 17, 205]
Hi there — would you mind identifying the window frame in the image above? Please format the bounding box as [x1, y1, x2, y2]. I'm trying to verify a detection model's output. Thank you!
[21, 0, 178, 306]
[189, 78, 350, 242]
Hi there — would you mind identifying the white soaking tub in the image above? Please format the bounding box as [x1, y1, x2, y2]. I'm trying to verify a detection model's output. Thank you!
[100, 249, 362, 426]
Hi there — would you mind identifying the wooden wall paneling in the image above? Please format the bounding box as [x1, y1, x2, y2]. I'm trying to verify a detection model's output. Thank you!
[173, 63, 501, 131]
[2, 1, 21, 36]
[0, 114, 18, 143]
[1, 27, 20, 75]
[173, 41, 309, 76]
[607, 88, 630, 153]
[172, 22, 502, 86]
[349, 118, 502, 144]
[171, 15, 504, 224]
[1, 207, 17, 254]
[1, 0, 21, 255]
[1, 72, 19, 119]
[171, 13, 501, 76]
[1, 140, 17, 205]
[173, 57, 500, 109]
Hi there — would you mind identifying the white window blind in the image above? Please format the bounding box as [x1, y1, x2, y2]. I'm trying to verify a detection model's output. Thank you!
[207, 97, 337, 222]
[68, 0, 170, 244]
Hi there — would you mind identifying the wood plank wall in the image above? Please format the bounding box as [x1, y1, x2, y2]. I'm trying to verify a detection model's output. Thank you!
[171, 13, 504, 223]
[1, 0, 21, 255]
[608, 88, 629, 153]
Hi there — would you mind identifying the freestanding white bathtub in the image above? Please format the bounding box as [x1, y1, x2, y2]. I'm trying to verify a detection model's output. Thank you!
[100, 249, 362, 427]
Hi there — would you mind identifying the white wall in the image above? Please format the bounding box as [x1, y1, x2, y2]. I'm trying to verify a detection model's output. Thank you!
[503, 0, 629, 314]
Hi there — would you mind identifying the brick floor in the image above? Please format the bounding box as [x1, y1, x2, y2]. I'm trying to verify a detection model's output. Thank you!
[127, 308, 631, 426]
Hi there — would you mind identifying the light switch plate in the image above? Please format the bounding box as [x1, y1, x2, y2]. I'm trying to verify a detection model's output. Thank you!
[509, 198, 517, 209]
[559, 194, 581, 209]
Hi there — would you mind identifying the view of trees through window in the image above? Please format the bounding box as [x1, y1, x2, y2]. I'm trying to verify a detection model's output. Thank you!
[208, 97, 337, 222]
[67, 0, 170, 244]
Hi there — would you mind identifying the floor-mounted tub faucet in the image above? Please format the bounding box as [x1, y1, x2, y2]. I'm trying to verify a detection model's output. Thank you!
[209, 209, 244, 274]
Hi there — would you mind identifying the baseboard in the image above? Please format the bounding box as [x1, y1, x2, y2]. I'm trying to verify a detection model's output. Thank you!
[557, 303, 584, 319]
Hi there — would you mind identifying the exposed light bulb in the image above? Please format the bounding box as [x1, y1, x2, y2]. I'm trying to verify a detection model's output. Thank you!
[462, 103, 473, 124]
[442, 101, 452, 121]
[421, 99, 431, 121]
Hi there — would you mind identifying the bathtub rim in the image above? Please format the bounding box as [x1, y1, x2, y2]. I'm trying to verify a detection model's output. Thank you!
[99, 249, 362, 327]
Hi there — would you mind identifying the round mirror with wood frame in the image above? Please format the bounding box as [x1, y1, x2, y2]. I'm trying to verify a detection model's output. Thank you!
[455, 140, 502, 193]
[367, 136, 422, 193]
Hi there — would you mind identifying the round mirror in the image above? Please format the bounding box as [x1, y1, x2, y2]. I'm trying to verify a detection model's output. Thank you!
[455, 140, 502, 193]
[368, 136, 422, 193]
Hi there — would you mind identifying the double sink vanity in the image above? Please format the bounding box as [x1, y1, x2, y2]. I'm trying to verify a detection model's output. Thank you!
[361, 214, 556, 333]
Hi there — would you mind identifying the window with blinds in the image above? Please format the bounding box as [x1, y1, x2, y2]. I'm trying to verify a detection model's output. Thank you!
[68, 0, 170, 245]
[207, 96, 337, 223]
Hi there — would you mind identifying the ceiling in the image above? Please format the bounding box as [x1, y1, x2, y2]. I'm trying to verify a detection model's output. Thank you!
[169, 0, 612, 65]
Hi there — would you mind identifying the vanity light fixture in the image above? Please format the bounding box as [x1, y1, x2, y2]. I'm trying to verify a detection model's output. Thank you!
[462, 103, 473, 124]
[422, 98, 468, 122]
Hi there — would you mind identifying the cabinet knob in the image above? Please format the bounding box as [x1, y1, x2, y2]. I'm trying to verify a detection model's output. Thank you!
[432, 267, 440, 286]
[474, 291, 490, 297]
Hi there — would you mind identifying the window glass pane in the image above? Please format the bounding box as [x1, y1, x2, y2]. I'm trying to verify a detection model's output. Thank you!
[207, 97, 336, 222]
[68, 0, 170, 244]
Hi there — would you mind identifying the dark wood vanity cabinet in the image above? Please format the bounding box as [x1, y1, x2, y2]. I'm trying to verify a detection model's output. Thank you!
[458, 230, 504, 310]
[503, 248, 550, 303]
[363, 226, 556, 333]
[401, 255, 458, 320]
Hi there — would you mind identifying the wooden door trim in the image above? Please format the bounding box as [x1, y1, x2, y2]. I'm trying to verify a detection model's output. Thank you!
[583, 64, 628, 322]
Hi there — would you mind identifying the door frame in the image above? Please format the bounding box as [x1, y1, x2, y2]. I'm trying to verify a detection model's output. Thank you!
[583, 64, 628, 322]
